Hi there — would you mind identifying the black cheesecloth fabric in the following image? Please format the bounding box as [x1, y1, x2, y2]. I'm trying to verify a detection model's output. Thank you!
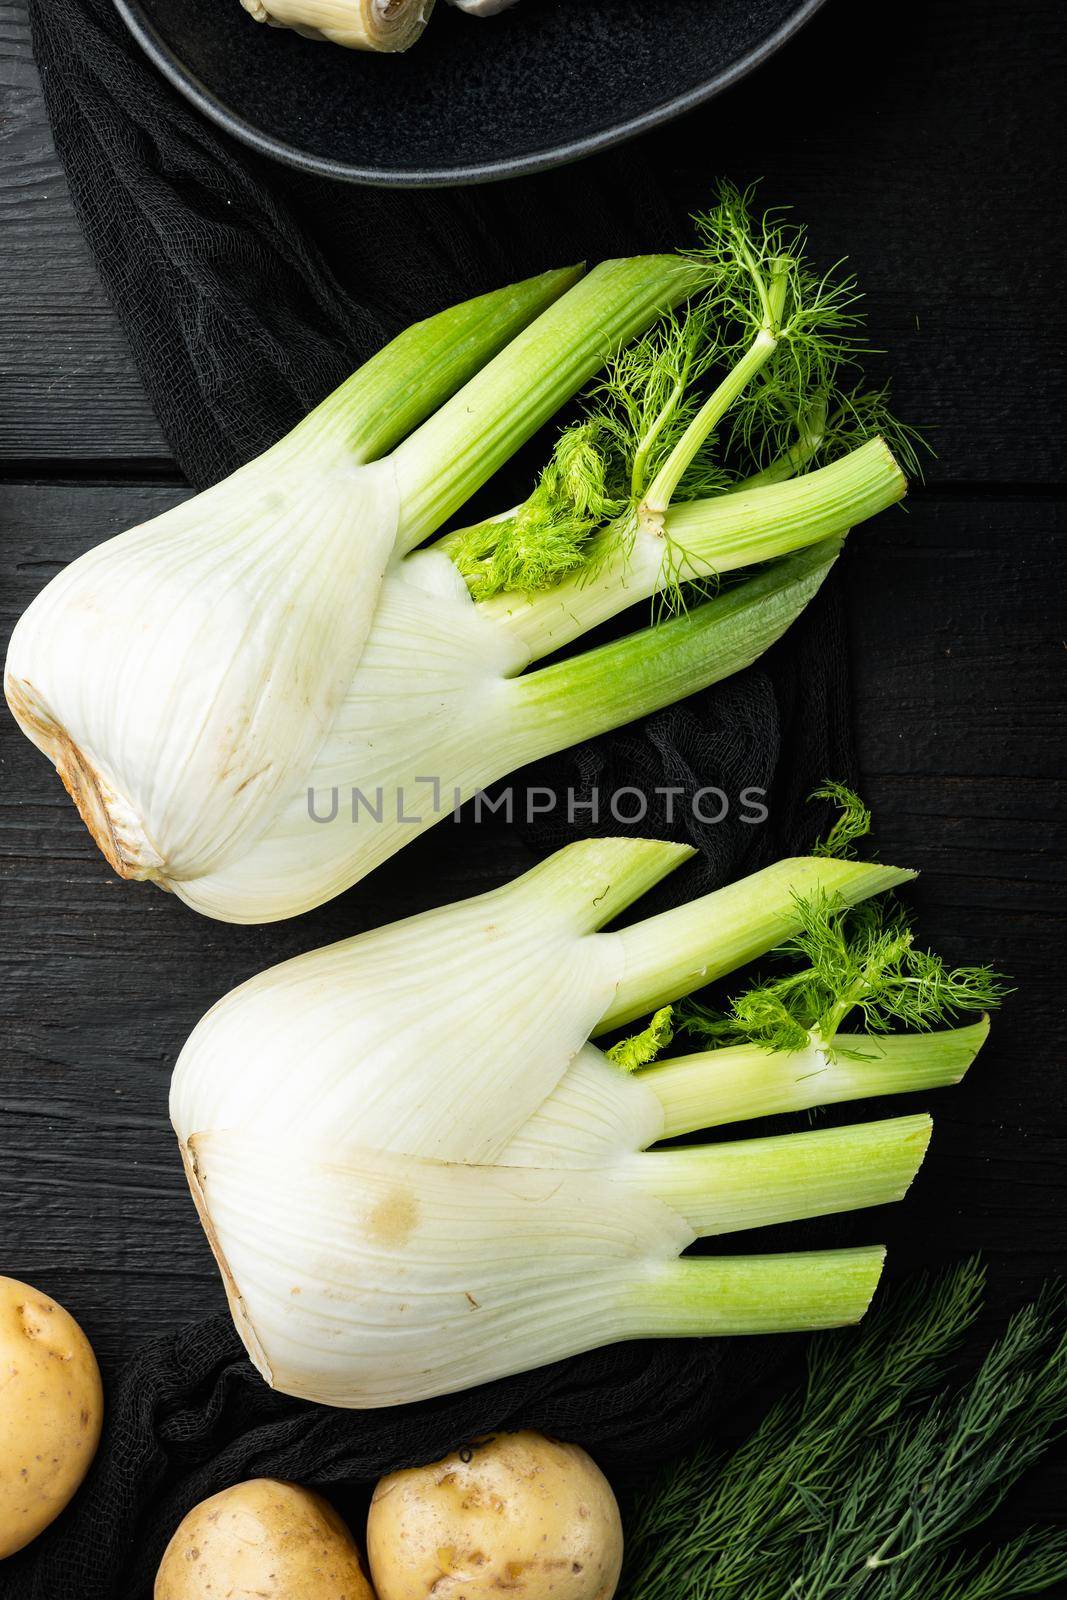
[8, 3, 859, 1595]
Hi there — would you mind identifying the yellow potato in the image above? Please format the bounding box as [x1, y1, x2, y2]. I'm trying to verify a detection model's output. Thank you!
[0, 1275, 103, 1559]
[367, 1431, 623, 1600]
[154, 1477, 375, 1599]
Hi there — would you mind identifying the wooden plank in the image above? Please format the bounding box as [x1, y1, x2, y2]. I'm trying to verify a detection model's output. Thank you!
[662, 0, 1067, 489]
[1, 0, 1064, 479]
[0, 2, 169, 464]
[1, 481, 1063, 1447]
[848, 494, 1065, 783]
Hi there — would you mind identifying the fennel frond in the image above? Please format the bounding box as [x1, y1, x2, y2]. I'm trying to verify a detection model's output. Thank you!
[676, 892, 1008, 1059]
[606, 1005, 675, 1072]
[446, 182, 910, 612]
[809, 777, 873, 859]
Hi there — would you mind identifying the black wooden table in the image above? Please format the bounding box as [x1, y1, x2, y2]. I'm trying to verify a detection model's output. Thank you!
[2, 0, 1065, 1539]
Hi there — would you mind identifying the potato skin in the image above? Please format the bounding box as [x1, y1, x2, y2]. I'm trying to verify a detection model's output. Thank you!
[0, 1275, 103, 1560]
[154, 1477, 375, 1599]
[367, 1431, 623, 1600]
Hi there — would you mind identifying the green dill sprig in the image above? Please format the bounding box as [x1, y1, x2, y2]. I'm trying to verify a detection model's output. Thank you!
[444, 184, 915, 602]
[678, 891, 1008, 1057]
[786, 1284, 1067, 1600]
[920, 1532, 1067, 1600]
[618, 1261, 1067, 1600]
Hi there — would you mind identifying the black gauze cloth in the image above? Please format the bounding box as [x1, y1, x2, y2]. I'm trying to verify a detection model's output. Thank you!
[11, 3, 858, 1595]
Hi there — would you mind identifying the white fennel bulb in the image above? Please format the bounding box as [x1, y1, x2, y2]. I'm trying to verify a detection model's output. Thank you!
[7, 452, 399, 883]
[6, 260, 694, 902]
[172, 837, 991, 1408]
[168, 532, 852, 920]
[447, 0, 518, 14]
[7, 192, 914, 924]
[239, 0, 435, 52]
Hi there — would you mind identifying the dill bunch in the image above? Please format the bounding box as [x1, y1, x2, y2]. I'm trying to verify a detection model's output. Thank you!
[445, 184, 916, 601]
[618, 1260, 1067, 1600]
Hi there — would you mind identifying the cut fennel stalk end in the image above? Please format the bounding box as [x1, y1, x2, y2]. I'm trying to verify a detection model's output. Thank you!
[628, 1246, 888, 1337]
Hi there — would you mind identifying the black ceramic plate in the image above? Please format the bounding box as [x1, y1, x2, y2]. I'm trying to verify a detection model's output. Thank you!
[114, 0, 827, 186]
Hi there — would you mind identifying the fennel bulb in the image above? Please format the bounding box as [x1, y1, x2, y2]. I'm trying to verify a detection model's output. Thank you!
[447, 0, 518, 13]
[6, 190, 914, 924]
[171, 834, 997, 1408]
[238, 0, 435, 52]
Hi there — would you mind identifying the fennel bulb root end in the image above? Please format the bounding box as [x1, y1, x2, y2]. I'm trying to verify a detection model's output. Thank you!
[4, 673, 164, 881]
[181, 1138, 274, 1387]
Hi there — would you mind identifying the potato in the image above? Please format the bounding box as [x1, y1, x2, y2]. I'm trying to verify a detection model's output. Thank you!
[367, 1431, 623, 1600]
[154, 1477, 375, 1599]
[0, 1274, 103, 1559]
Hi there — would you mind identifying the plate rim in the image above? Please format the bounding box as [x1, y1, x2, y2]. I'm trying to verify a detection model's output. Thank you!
[112, 0, 830, 188]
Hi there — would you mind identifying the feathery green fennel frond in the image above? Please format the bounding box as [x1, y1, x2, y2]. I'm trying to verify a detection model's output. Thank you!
[445, 184, 914, 602]
[606, 1004, 675, 1071]
[811, 779, 873, 860]
[441, 420, 628, 599]
[829, 383, 929, 482]
[679, 890, 1008, 1055]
